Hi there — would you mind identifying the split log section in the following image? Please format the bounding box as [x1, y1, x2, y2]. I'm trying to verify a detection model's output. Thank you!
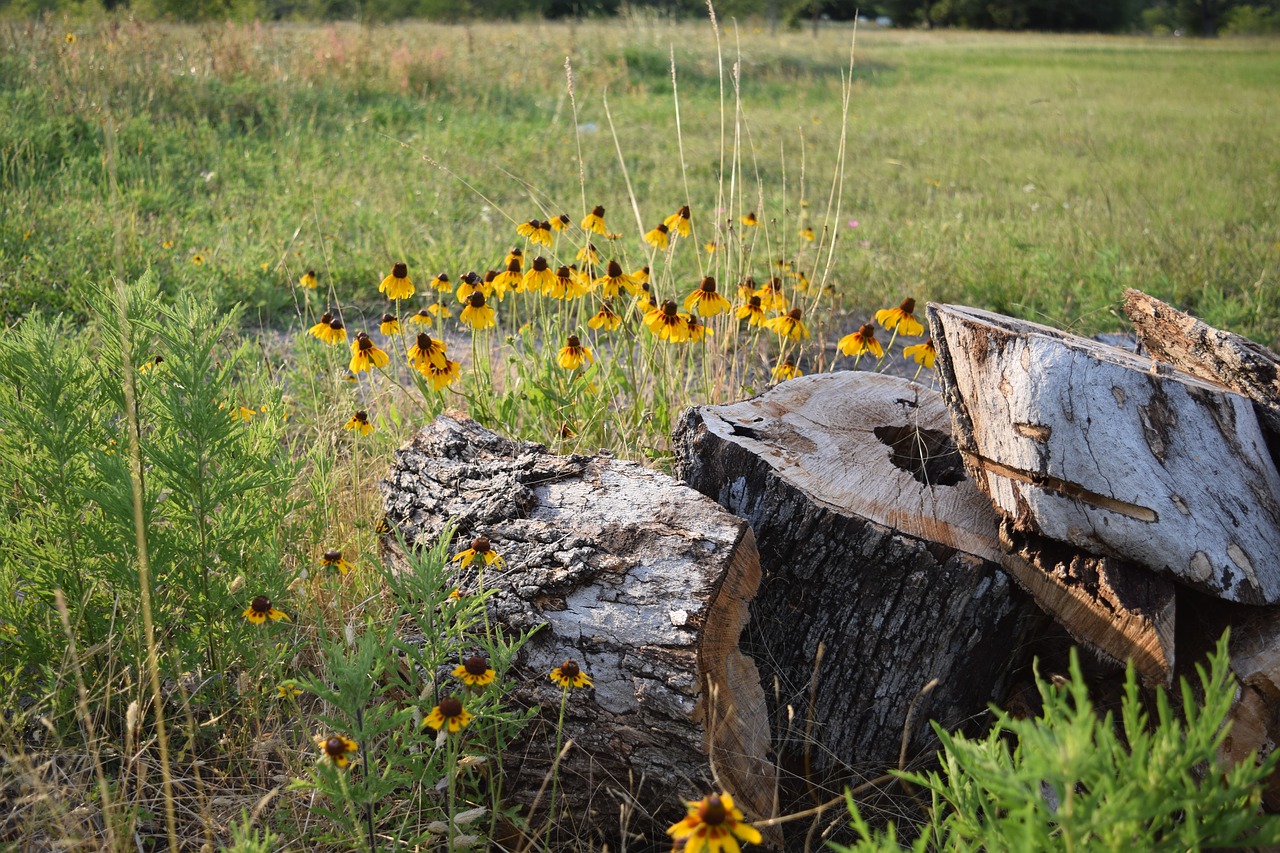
[379, 415, 778, 847]
[928, 303, 1280, 606]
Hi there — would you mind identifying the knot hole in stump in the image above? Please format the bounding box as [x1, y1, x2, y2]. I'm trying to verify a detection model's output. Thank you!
[873, 424, 965, 486]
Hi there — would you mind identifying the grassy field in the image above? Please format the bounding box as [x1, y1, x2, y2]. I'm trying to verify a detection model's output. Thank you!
[2, 16, 1279, 851]
[3, 20, 1278, 341]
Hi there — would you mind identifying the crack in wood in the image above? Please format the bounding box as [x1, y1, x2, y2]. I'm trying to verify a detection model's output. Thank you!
[965, 450, 1159, 523]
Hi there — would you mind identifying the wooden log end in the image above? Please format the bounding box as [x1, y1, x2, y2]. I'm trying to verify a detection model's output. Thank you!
[379, 415, 779, 847]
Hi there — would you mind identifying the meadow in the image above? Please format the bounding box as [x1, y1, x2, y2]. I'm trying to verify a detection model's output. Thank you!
[1, 15, 1279, 851]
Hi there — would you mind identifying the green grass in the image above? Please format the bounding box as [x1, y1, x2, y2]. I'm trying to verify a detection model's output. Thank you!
[2, 21, 1277, 344]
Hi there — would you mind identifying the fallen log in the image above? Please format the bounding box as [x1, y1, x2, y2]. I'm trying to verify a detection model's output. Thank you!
[928, 303, 1280, 605]
[379, 416, 778, 848]
[672, 371, 1034, 793]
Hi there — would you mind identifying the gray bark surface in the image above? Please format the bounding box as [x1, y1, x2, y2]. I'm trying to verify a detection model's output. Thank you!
[379, 415, 777, 847]
[673, 371, 1033, 791]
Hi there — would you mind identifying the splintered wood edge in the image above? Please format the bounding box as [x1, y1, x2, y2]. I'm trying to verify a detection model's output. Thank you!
[997, 527, 1175, 687]
[1123, 288, 1280, 433]
[696, 525, 781, 845]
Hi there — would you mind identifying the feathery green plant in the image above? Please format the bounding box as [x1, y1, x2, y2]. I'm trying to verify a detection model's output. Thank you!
[836, 633, 1280, 852]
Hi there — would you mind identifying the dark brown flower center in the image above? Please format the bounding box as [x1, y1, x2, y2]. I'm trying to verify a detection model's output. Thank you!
[900, 298, 916, 314]
[392, 262, 407, 278]
[532, 257, 549, 272]
[788, 308, 802, 320]
[640, 266, 650, 277]
[417, 333, 433, 350]
[323, 549, 342, 562]
[354, 410, 368, 423]
[560, 660, 580, 680]
[557, 213, 570, 225]
[748, 296, 762, 308]
[699, 795, 727, 826]
[250, 596, 270, 614]
[484, 270, 497, 283]
[381, 313, 395, 324]
[858, 323, 876, 338]
[509, 247, 522, 257]
[435, 272, 450, 283]
[319, 312, 333, 324]
[539, 220, 551, 230]
[358, 336, 374, 352]
[329, 319, 344, 330]
[468, 292, 486, 308]
[471, 535, 490, 553]
[677, 205, 690, 218]
[699, 277, 717, 293]
[464, 655, 489, 676]
[507, 258, 522, 272]
[661, 300, 678, 317]
[306, 269, 316, 277]
[324, 736, 347, 757]
[607, 260, 623, 277]
[416, 308, 431, 318]
[590, 205, 605, 217]
[439, 696, 463, 718]
[654, 223, 669, 234]
[556, 266, 572, 279]
[461, 271, 480, 285]
[526, 218, 540, 229]
[567, 335, 581, 348]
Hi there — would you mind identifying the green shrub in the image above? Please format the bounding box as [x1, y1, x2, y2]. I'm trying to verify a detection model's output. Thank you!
[836, 633, 1280, 852]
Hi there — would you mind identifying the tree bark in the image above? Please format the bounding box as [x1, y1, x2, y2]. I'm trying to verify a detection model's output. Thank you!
[1123, 288, 1280, 437]
[673, 372, 1034, 795]
[379, 415, 778, 848]
[929, 302, 1280, 605]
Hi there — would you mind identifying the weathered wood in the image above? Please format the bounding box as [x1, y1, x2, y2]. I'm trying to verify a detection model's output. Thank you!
[1221, 608, 1280, 811]
[673, 371, 1033, 795]
[929, 303, 1280, 605]
[998, 520, 1176, 686]
[1123, 288, 1280, 436]
[379, 415, 778, 847]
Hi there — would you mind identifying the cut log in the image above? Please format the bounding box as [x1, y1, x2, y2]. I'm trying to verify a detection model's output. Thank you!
[929, 303, 1280, 605]
[998, 520, 1176, 687]
[378, 415, 778, 848]
[1123, 288, 1280, 436]
[673, 372, 1034, 793]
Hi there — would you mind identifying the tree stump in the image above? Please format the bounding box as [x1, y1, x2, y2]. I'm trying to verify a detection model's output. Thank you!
[672, 372, 1034, 794]
[929, 303, 1280, 605]
[379, 415, 778, 848]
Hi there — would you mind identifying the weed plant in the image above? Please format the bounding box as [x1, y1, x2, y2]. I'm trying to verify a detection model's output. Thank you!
[834, 634, 1280, 852]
